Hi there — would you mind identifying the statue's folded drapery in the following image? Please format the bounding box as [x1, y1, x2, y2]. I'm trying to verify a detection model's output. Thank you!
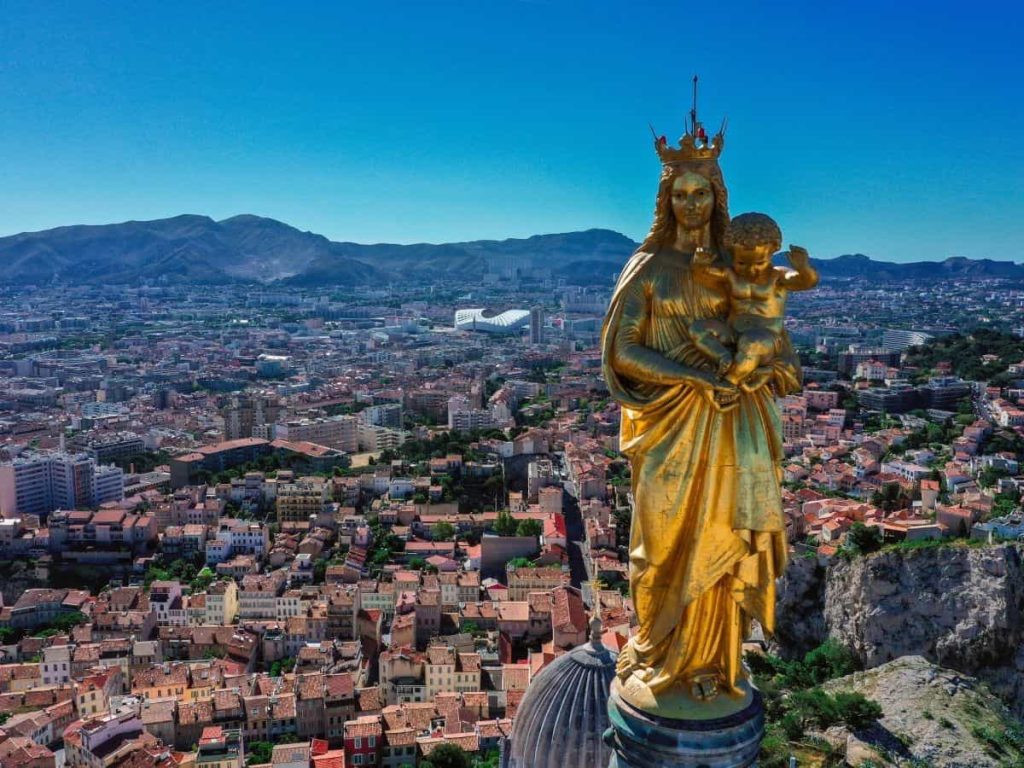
[601, 246, 796, 695]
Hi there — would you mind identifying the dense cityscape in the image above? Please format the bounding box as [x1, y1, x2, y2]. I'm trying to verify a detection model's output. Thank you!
[0, 254, 1023, 767]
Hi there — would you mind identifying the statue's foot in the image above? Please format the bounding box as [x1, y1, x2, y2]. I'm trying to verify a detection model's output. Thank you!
[615, 643, 647, 682]
[634, 666, 654, 683]
[615, 646, 634, 681]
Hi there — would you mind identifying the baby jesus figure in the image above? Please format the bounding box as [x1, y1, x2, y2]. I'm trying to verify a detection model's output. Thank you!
[690, 212, 818, 392]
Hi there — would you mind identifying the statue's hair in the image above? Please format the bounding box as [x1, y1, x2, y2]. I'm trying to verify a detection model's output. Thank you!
[724, 212, 782, 251]
[638, 162, 730, 254]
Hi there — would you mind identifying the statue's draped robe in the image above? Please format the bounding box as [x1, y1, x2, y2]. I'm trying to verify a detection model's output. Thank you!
[601, 247, 796, 694]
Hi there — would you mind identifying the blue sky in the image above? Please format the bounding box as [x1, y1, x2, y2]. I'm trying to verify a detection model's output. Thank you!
[1, 1, 1021, 261]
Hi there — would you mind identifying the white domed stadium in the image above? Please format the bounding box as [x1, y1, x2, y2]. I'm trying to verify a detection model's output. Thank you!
[454, 308, 530, 334]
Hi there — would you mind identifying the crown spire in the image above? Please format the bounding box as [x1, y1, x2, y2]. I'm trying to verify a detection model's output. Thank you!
[653, 74, 726, 165]
[689, 75, 700, 139]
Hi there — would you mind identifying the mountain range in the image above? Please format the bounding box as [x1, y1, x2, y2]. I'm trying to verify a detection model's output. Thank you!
[0, 214, 1020, 286]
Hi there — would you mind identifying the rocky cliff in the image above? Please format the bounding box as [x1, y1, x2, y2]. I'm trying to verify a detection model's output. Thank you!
[823, 656, 1024, 767]
[775, 544, 1024, 715]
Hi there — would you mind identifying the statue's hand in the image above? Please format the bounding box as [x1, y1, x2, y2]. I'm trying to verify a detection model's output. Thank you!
[692, 371, 739, 411]
[787, 244, 810, 270]
[740, 366, 774, 394]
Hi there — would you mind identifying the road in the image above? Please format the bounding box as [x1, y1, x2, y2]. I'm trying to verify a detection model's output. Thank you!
[553, 452, 590, 592]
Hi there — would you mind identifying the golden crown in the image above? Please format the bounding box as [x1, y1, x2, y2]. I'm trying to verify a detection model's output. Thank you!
[652, 76, 726, 166]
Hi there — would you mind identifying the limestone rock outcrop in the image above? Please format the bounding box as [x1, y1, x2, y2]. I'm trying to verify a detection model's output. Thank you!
[775, 543, 1024, 715]
[823, 656, 1024, 767]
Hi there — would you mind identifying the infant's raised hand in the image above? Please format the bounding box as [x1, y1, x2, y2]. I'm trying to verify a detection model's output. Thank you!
[787, 245, 810, 268]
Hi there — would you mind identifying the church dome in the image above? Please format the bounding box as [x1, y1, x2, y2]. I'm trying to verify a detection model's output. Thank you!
[507, 620, 617, 768]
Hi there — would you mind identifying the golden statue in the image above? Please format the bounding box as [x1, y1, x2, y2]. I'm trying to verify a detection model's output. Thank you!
[600, 99, 813, 719]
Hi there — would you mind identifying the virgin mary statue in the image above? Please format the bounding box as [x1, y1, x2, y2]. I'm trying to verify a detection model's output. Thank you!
[600, 122, 800, 716]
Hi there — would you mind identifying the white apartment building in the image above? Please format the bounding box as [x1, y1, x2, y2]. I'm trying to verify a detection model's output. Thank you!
[275, 415, 358, 453]
[41, 644, 73, 687]
[0, 452, 124, 518]
[357, 423, 407, 452]
[207, 519, 269, 563]
[447, 395, 495, 432]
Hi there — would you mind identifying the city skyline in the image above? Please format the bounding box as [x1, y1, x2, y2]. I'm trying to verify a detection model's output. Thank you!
[2, 1, 1022, 263]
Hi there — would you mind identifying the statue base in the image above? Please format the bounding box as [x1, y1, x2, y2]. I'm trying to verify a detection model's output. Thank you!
[605, 679, 764, 768]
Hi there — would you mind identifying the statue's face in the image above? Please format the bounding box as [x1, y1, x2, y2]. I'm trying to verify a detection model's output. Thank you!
[670, 172, 714, 231]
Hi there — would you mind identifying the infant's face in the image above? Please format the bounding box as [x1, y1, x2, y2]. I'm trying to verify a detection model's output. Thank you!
[731, 244, 775, 280]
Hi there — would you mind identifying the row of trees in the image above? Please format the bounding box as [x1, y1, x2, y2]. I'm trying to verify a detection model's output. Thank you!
[425, 510, 543, 543]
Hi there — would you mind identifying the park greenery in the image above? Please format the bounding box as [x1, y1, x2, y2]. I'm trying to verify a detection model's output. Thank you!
[0, 610, 89, 645]
[904, 328, 1024, 387]
[144, 555, 217, 592]
[748, 641, 883, 767]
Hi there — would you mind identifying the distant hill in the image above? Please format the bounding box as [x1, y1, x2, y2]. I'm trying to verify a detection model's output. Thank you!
[281, 228, 639, 286]
[0, 214, 1020, 285]
[0, 214, 380, 286]
[808, 253, 1024, 281]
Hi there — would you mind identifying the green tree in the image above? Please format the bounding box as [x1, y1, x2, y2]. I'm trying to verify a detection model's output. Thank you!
[246, 741, 274, 766]
[190, 568, 216, 593]
[844, 522, 882, 556]
[0, 627, 20, 644]
[50, 611, 88, 633]
[871, 483, 908, 513]
[421, 743, 472, 768]
[507, 557, 534, 569]
[788, 687, 840, 730]
[991, 491, 1020, 519]
[473, 748, 501, 768]
[270, 656, 296, 677]
[833, 691, 883, 730]
[431, 520, 456, 542]
[978, 464, 1010, 489]
[791, 640, 860, 688]
[515, 518, 543, 538]
[494, 509, 518, 537]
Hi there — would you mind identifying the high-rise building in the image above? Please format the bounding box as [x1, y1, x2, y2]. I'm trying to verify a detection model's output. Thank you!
[222, 393, 283, 440]
[360, 403, 403, 429]
[0, 452, 124, 519]
[530, 306, 545, 345]
[75, 432, 146, 464]
[447, 395, 495, 432]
